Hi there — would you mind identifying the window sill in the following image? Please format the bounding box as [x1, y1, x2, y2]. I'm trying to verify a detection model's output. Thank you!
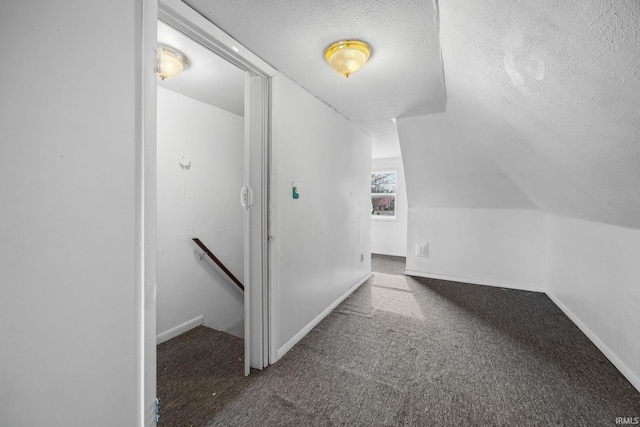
[371, 216, 398, 222]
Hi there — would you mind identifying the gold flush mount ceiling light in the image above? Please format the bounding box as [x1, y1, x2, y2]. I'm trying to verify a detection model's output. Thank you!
[157, 45, 189, 80]
[324, 40, 371, 78]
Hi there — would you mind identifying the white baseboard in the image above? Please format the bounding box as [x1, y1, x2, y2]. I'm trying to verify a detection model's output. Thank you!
[404, 269, 544, 293]
[546, 292, 640, 393]
[276, 272, 372, 360]
[156, 315, 204, 345]
[372, 251, 407, 258]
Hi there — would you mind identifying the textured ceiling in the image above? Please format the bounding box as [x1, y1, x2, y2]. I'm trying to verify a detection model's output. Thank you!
[174, 0, 640, 229]
[184, 0, 446, 159]
[158, 21, 245, 116]
[437, 0, 640, 228]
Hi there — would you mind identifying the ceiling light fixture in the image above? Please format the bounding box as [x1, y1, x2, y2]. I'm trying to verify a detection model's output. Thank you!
[324, 40, 371, 78]
[157, 45, 189, 80]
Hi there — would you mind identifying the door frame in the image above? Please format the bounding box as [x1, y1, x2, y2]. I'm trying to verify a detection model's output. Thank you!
[143, 0, 276, 424]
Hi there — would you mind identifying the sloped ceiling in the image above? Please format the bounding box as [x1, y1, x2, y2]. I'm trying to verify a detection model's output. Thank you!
[181, 0, 640, 229]
[398, 114, 537, 210]
[158, 21, 245, 116]
[438, 0, 640, 228]
[184, 0, 446, 159]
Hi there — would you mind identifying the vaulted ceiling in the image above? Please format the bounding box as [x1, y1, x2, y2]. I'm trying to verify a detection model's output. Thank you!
[433, 0, 640, 228]
[182, 0, 640, 229]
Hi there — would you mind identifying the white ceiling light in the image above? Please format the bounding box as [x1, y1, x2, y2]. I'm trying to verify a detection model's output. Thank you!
[324, 40, 371, 78]
[157, 45, 189, 80]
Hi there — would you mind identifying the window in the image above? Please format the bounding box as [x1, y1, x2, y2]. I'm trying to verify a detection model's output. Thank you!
[371, 171, 396, 219]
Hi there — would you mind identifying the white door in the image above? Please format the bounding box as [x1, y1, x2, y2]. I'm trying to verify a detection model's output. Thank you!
[243, 72, 269, 375]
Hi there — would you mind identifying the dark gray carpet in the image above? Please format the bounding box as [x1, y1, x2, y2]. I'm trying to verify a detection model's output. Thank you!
[157, 255, 640, 426]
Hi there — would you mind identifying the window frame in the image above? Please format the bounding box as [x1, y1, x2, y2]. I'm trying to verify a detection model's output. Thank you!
[371, 169, 398, 221]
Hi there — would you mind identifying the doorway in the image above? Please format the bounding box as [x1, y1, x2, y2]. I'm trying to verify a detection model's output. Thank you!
[155, 19, 246, 342]
[143, 2, 275, 423]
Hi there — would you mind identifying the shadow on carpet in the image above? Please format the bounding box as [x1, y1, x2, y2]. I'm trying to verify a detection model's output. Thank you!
[157, 256, 640, 426]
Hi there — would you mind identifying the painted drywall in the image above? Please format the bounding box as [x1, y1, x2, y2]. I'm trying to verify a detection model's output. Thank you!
[0, 1, 145, 425]
[371, 157, 408, 257]
[397, 114, 545, 290]
[438, 0, 640, 229]
[546, 216, 640, 390]
[157, 87, 244, 340]
[398, 106, 637, 384]
[270, 74, 372, 358]
[397, 114, 537, 210]
[406, 208, 545, 290]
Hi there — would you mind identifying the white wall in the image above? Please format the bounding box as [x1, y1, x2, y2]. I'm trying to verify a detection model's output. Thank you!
[0, 1, 148, 425]
[398, 114, 545, 290]
[270, 74, 372, 359]
[398, 114, 537, 210]
[397, 109, 640, 393]
[546, 216, 640, 390]
[157, 87, 244, 340]
[371, 157, 408, 257]
[406, 208, 545, 290]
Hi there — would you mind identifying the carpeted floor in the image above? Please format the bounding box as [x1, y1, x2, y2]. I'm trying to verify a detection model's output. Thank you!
[157, 254, 640, 426]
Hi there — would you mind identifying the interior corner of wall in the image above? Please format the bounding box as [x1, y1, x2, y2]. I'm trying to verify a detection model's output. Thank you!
[541, 212, 550, 291]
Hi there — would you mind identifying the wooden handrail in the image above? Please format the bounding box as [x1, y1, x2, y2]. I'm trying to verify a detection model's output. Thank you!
[192, 238, 244, 292]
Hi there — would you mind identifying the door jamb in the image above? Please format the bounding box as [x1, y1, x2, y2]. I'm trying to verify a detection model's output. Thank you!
[143, 0, 276, 424]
